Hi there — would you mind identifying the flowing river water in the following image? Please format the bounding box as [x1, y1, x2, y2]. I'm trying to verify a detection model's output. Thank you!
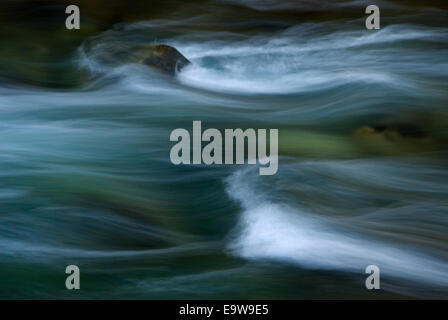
[0, 0, 447, 298]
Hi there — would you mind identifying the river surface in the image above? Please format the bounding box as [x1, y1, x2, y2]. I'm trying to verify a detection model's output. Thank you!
[0, 0, 447, 299]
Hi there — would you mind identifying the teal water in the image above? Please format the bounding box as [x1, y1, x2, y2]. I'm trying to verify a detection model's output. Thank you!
[0, 0, 447, 299]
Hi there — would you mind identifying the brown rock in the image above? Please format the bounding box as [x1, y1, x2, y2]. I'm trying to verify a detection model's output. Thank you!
[132, 44, 191, 75]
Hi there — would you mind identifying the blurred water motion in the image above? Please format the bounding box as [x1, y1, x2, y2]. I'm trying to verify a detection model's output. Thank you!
[0, 0, 447, 299]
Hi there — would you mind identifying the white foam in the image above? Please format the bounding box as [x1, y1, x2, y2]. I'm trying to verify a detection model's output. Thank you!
[174, 24, 447, 95]
[226, 167, 448, 286]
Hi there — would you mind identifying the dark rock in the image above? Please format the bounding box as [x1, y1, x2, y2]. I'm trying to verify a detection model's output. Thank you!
[132, 44, 191, 75]
[371, 124, 428, 140]
[353, 123, 441, 155]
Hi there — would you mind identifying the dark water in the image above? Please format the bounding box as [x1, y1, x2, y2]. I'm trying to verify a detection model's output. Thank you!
[0, 0, 447, 299]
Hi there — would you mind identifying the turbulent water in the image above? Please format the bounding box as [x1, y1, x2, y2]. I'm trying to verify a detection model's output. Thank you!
[0, 0, 447, 299]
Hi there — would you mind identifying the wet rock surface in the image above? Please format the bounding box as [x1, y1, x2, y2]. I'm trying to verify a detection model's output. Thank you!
[132, 44, 191, 75]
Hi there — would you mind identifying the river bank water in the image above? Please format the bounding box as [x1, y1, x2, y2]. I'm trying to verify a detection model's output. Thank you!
[0, 0, 447, 299]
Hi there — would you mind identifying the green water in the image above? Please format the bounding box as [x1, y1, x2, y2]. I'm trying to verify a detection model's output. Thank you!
[0, 0, 447, 299]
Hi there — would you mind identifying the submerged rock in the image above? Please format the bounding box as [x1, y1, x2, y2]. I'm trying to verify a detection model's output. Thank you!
[353, 124, 442, 155]
[131, 44, 191, 75]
